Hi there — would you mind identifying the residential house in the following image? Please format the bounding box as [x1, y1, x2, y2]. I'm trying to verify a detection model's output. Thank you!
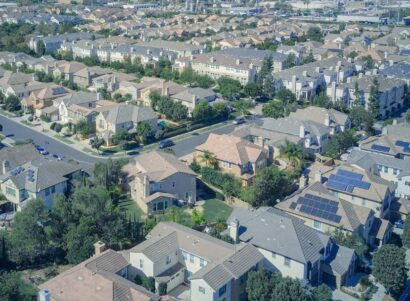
[320, 164, 395, 219]
[171, 87, 217, 114]
[358, 134, 410, 160]
[195, 133, 268, 185]
[226, 207, 357, 288]
[21, 86, 69, 118]
[0, 144, 41, 176]
[288, 107, 351, 135]
[128, 222, 264, 301]
[126, 150, 197, 214]
[54, 91, 98, 124]
[138, 40, 203, 58]
[0, 157, 84, 211]
[39, 245, 159, 301]
[95, 104, 157, 145]
[29, 32, 101, 53]
[277, 182, 392, 247]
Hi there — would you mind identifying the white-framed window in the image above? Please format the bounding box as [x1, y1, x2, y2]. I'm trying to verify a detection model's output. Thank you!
[271, 251, 276, 258]
[284, 257, 291, 267]
[383, 166, 388, 173]
[166, 255, 171, 265]
[393, 168, 399, 175]
[313, 220, 322, 229]
[139, 259, 143, 268]
[190, 254, 194, 263]
[200, 258, 205, 267]
[199, 286, 205, 294]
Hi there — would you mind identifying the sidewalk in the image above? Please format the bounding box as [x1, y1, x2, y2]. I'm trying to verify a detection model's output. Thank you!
[11, 114, 233, 159]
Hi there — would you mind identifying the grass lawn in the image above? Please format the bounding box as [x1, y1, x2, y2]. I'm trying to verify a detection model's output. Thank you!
[117, 197, 145, 219]
[202, 199, 233, 223]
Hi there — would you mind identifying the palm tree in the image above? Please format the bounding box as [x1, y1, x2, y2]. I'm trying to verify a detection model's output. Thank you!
[198, 150, 217, 168]
[278, 140, 304, 170]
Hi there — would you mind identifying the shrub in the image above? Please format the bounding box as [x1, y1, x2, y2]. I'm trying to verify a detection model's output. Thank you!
[27, 115, 34, 122]
[40, 114, 51, 123]
[158, 282, 167, 296]
[50, 122, 56, 130]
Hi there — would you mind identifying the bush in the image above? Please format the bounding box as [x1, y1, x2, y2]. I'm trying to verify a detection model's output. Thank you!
[27, 115, 34, 122]
[189, 159, 201, 173]
[40, 114, 51, 123]
[54, 124, 63, 133]
[50, 122, 57, 130]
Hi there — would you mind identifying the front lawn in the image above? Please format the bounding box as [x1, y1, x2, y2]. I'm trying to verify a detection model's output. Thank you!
[202, 199, 233, 223]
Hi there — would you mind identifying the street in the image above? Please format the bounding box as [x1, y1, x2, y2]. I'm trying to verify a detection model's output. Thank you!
[0, 115, 238, 165]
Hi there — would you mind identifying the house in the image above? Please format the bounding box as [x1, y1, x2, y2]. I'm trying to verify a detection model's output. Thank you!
[226, 207, 357, 288]
[277, 182, 392, 247]
[29, 32, 101, 53]
[358, 134, 410, 160]
[195, 134, 268, 185]
[319, 164, 395, 219]
[0, 157, 84, 211]
[54, 91, 99, 124]
[171, 87, 217, 114]
[126, 151, 197, 214]
[127, 222, 264, 301]
[233, 117, 332, 157]
[95, 104, 157, 145]
[39, 245, 159, 301]
[288, 107, 351, 135]
[21, 86, 69, 118]
[138, 40, 203, 58]
[0, 144, 41, 176]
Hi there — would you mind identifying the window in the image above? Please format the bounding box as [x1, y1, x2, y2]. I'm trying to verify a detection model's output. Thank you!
[172, 181, 176, 188]
[313, 220, 322, 229]
[198, 286, 205, 294]
[5, 186, 16, 197]
[190, 254, 194, 263]
[271, 252, 276, 258]
[51, 186, 55, 194]
[139, 259, 144, 268]
[405, 181, 410, 187]
[182, 251, 187, 259]
[383, 166, 388, 173]
[284, 257, 291, 267]
[219, 285, 227, 297]
[166, 255, 171, 265]
[361, 199, 366, 206]
[45, 187, 50, 196]
[393, 168, 399, 175]
[200, 258, 205, 267]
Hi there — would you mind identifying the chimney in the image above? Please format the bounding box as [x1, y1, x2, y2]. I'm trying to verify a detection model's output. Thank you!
[210, 56, 215, 63]
[291, 75, 297, 93]
[348, 57, 352, 63]
[96, 92, 101, 101]
[393, 119, 398, 125]
[236, 58, 241, 65]
[299, 125, 305, 138]
[358, 73, 363, 78]
[337, 60, 342, 67]
[315, 67, 321, 73]
[2, 160, 10, 174]
[299, 174, 307, 189]
[94, 241, 106, 256]
[38, 289, 51, 301]
[389, 60, 394, 66]
[314, 171, 323, 183]
[147, 49, 151, 55]
[302, 70, 307, 76]
[229, 218, 239, 243]
[384, 51, 388, 59]
[325, 113, 330, 126]
[331, 81, 336, 102]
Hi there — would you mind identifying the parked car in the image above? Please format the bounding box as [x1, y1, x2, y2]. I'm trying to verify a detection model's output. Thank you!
[159, 139, 174, 149]
[395, 220, 405, 229]
[233, 116, 246, 125]
[52, 154, 62, 160]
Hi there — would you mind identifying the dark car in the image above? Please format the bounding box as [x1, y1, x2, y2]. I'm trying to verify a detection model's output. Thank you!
[395, 220, 405, 229]
[159, 139, 174, 149]
[233, 116, 246, 125]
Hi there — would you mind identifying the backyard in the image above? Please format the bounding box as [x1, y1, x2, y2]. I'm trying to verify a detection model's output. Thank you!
[202, 198, 233, 223]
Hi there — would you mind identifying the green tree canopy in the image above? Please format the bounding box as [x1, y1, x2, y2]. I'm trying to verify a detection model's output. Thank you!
[306, 26, 323, 42]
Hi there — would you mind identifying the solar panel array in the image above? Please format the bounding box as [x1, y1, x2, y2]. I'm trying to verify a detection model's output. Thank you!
[10, 166, 25, 177]
[326, 169, 371, 193]
[27, 169, 35, 182]
[395, 140, 410, 153]
[371, 144, 390, 153]
[295, 193, 341, 223]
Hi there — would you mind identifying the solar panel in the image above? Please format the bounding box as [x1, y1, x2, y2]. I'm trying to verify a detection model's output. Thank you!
[329, 173, 371, 191]
[289, 202, 297, 210]
[336, 170, 363, 180]
[327, 180, 347, 191]
[371, 144, 390, 153]
[395, 140, 409, 147]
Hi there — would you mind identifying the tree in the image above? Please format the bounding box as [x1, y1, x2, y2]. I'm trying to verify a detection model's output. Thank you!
[286, 53, 296, 68]
[212, 102, 229, 120]
[36, 41, 46, 55]
[325, 130, 357, 159]
[158, 282, 167, 296]
[256, 55, 274, 99]
[246, 269, 278, 301]
[149, 90, 161, 109]
[136, 122, 152, 144]
[192, 100, 214, 121]
[368, 77, 380, 119]
[93, 159, 126, 190]
[234, 99, 253, 116]
[311, 284, 332, 301]
[170, 101, 188, 121]
[332, 229, 368, 261]
[198, 150, 217, 168]
[91, 137, 104, 154]
[0, 271, 37, 300]
[244, 82, 260, 98]
[349, 106, 375, 135]
[276, 88, 296, 104]
[363, 55, 375, 69]
[353, 81, 361, 106]
[74, 120, 91, 138]
[262, 100, 285, 119]
[4, 95, 20, 112]
[191, 208, 205, 227]
[217, 77, 242, 100]
[372, 244, 407, 296]
[306, 26, 323, 42]
[241, 166, 291, 207]
[402, 215, 410, 248]
[65, 216, 97, 264]
[272, 277, 309, 301]
[278, 140, 305, 170]
[301, 50, 314, 64]
[8, 199, 50, 267]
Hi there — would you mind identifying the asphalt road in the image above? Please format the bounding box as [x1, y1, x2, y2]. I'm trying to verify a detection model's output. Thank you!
[0, 115, 238, 165]
[0, 115, 104, 167]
